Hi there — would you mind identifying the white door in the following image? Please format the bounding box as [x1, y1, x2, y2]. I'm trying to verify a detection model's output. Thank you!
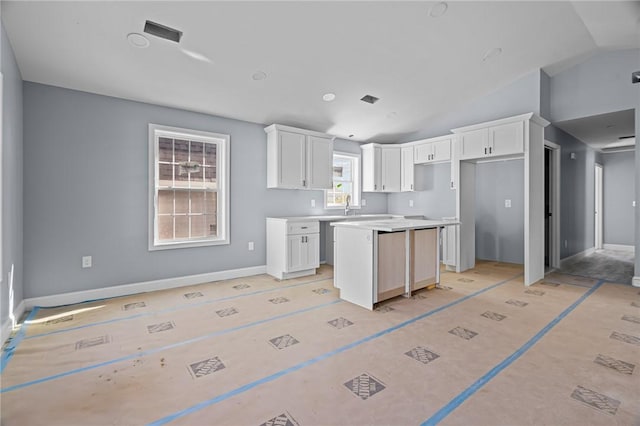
[278, 131, 306, 188]
[307, 136, 333, 189]
[595, 163, 603, 250]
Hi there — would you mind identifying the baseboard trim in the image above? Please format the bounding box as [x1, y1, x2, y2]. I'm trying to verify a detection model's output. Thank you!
[24, 265, 267, 309]
[1, 300, 26, 346]
[633, 276, 640, 288]
[560, 247, 595, 269]
[602, 244, 635, 252]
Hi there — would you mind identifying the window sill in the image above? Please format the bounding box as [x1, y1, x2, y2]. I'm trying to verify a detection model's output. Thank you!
[149, 237, 229, 251]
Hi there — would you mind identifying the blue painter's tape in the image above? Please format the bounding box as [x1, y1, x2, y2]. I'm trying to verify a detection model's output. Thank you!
[1, 307, 41, 374]
[421, 280, 604, 426]
[0, 299, 342, 393]
[147, 273, 523, 426]
[25, 276, 333, 340]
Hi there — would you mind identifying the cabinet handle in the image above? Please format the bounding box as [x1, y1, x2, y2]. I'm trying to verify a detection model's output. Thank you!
[382, 185, 385, 190]
[411, 184, 413, 190]
[374, 184, 377, 190]
[489, 147, 492, 154]
[484, 147, 487, 155]
[301, 226, 308, 229]
[302, 179, 306, 187]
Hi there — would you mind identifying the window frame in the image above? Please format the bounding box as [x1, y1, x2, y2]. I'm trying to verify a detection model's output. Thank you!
[148, 124, 230, 250]
[324, 151, 361, 210]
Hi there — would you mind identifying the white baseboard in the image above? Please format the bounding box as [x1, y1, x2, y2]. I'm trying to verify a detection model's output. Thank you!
[1, 300, 26, 346]
[633, 276, 640, 288]
[602, 244, 635, 252]
[24, 265, 267, 309]
[559, 247, 595, 269]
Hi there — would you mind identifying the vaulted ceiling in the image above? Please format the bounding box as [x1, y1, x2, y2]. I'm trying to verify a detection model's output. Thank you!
[3, 1, 639, 142]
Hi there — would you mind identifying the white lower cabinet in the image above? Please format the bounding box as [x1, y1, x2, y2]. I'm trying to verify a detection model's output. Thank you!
[442, 219, 457, 270]
[267, 218, 320, 279]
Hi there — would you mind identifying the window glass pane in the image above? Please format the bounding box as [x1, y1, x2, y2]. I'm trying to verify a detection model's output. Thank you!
[205, 144, 217, 166]
[174, 215, 189, 239]
[190, 141, 204, 164]
[175, 191, 189, 214]
[175, 165, 190, 187]
[204, 214, 217, 236]
[158, 138, 173, 162]
[190, 215, 206, 238]
[157, 215, 173, 241]
[158, 190, 174, 214]
[204, 166, 217, 184]
[158, 163, 174, 186]
[191, 191, 204, 213]
[204, 191, 217, 215]
[334, 157, 352, 181]
[174, 139, 189, 163]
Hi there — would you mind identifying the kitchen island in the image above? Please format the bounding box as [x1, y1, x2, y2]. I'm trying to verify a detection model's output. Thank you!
[331, 218, 459, 310]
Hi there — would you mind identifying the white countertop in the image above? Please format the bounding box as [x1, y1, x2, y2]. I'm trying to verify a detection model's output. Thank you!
[267, 214, 399, 222]
[330, 218, 459, 232]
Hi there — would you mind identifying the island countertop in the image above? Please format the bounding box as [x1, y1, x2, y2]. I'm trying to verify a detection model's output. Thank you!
[330, 218, 459, 232]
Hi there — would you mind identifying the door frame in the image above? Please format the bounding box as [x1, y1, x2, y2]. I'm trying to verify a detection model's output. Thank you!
[594, 163, 604, 250]
[544, 140, 561, 269]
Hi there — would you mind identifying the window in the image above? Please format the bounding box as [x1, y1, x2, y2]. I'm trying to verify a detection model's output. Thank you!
[149, 124, 229, 250]
[325, 151, 360, 209]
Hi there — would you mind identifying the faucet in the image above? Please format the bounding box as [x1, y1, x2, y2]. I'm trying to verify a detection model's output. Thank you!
[344, 195, 351, 216]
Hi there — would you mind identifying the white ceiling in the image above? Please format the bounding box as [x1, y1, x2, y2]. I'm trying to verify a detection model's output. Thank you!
[3, 1, 639, 143]
[554, 109, 636, 151]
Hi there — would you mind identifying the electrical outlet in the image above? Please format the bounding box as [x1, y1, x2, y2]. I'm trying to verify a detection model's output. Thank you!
[505, 199, 511, 208]
[633, 201, 636, 207]
[248, 241, 254, 251]
[362, 199, 367, 207]
[82, 256, 92, 268]
[409, 200, 414, 207]
[311, 199, 316, 208]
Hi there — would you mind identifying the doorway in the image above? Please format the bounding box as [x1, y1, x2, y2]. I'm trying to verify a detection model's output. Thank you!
[544, 141, 561, 269]
[594, 163, 603, 250]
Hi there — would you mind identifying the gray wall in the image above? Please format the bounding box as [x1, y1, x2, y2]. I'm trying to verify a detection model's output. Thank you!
[387, 163, 455, 219]
[550, 49, 639, 122]
[22, 83, 387, 298]
[475, 160, 525, 263]
[1, 21, 24, 325]
[402, 70, 541, 141]
[602, 151, 635, 246]
[545, 125, 598, 258]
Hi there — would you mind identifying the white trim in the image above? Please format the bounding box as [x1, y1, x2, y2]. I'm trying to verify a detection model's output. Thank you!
[632, 276, 640, 288]
[559, 247, 596, 269]
[1, 300, 25, 346]
[602, 244, 635, 252]
[451, 113, 550, 134]
[23, 265, 266, 309]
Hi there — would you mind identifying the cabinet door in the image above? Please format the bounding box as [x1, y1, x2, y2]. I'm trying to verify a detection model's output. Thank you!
[489, 121, 524, 157]
[381, 147, 401, 192]
[414, 142, 432, 164]
[459, 129, 489, 160]
[307, 135, 334, 189]
[304, 233, 320, 269]
[401, 146, 414, 192]
[432, 139, 451, 162]
[442, 225, 457, 266]
[287, 235, 305, 272]
[362, 146, 381, 192]
[278, 131, 307, 188]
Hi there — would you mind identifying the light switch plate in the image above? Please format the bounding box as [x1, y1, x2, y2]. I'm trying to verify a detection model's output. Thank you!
[505, 199, 511, 208]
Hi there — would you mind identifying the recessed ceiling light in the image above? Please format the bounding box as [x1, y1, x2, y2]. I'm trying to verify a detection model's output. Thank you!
[252, 71, 267, 81]
[429, 2, 448, 18]
[482, 47, 502, 62]
[127, 33, 149, 48]
[322, 93, 336, 102]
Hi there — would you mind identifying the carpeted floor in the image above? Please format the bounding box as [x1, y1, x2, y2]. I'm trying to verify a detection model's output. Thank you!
[559, 249, 634, 285]
[1, 262, 639, 425]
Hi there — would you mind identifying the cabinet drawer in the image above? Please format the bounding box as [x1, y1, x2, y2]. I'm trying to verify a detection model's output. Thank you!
[287, 221, 319, 235]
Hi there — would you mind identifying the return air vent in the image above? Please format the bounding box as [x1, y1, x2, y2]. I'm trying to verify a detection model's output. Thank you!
[144, 20, 182, 43]
[360, 95, 379, 104]
[619, 135, 635, 140]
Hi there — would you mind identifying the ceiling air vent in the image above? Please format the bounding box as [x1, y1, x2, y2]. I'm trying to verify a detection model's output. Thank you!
[144, 20, 182, 43]
[360, 95, 379, 104]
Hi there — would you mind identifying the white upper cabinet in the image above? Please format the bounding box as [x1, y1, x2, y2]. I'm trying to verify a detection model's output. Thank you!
[414, 137, 451, 164]
[265, 124, 334, 189]
[456, 120, 524, 160]
[401, 146, 414, 192]
[362, 144, 401, 192]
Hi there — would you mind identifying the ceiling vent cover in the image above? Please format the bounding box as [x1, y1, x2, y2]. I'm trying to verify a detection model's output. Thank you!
[360, 95, 380, 104]
[144, 20, 182, 43]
